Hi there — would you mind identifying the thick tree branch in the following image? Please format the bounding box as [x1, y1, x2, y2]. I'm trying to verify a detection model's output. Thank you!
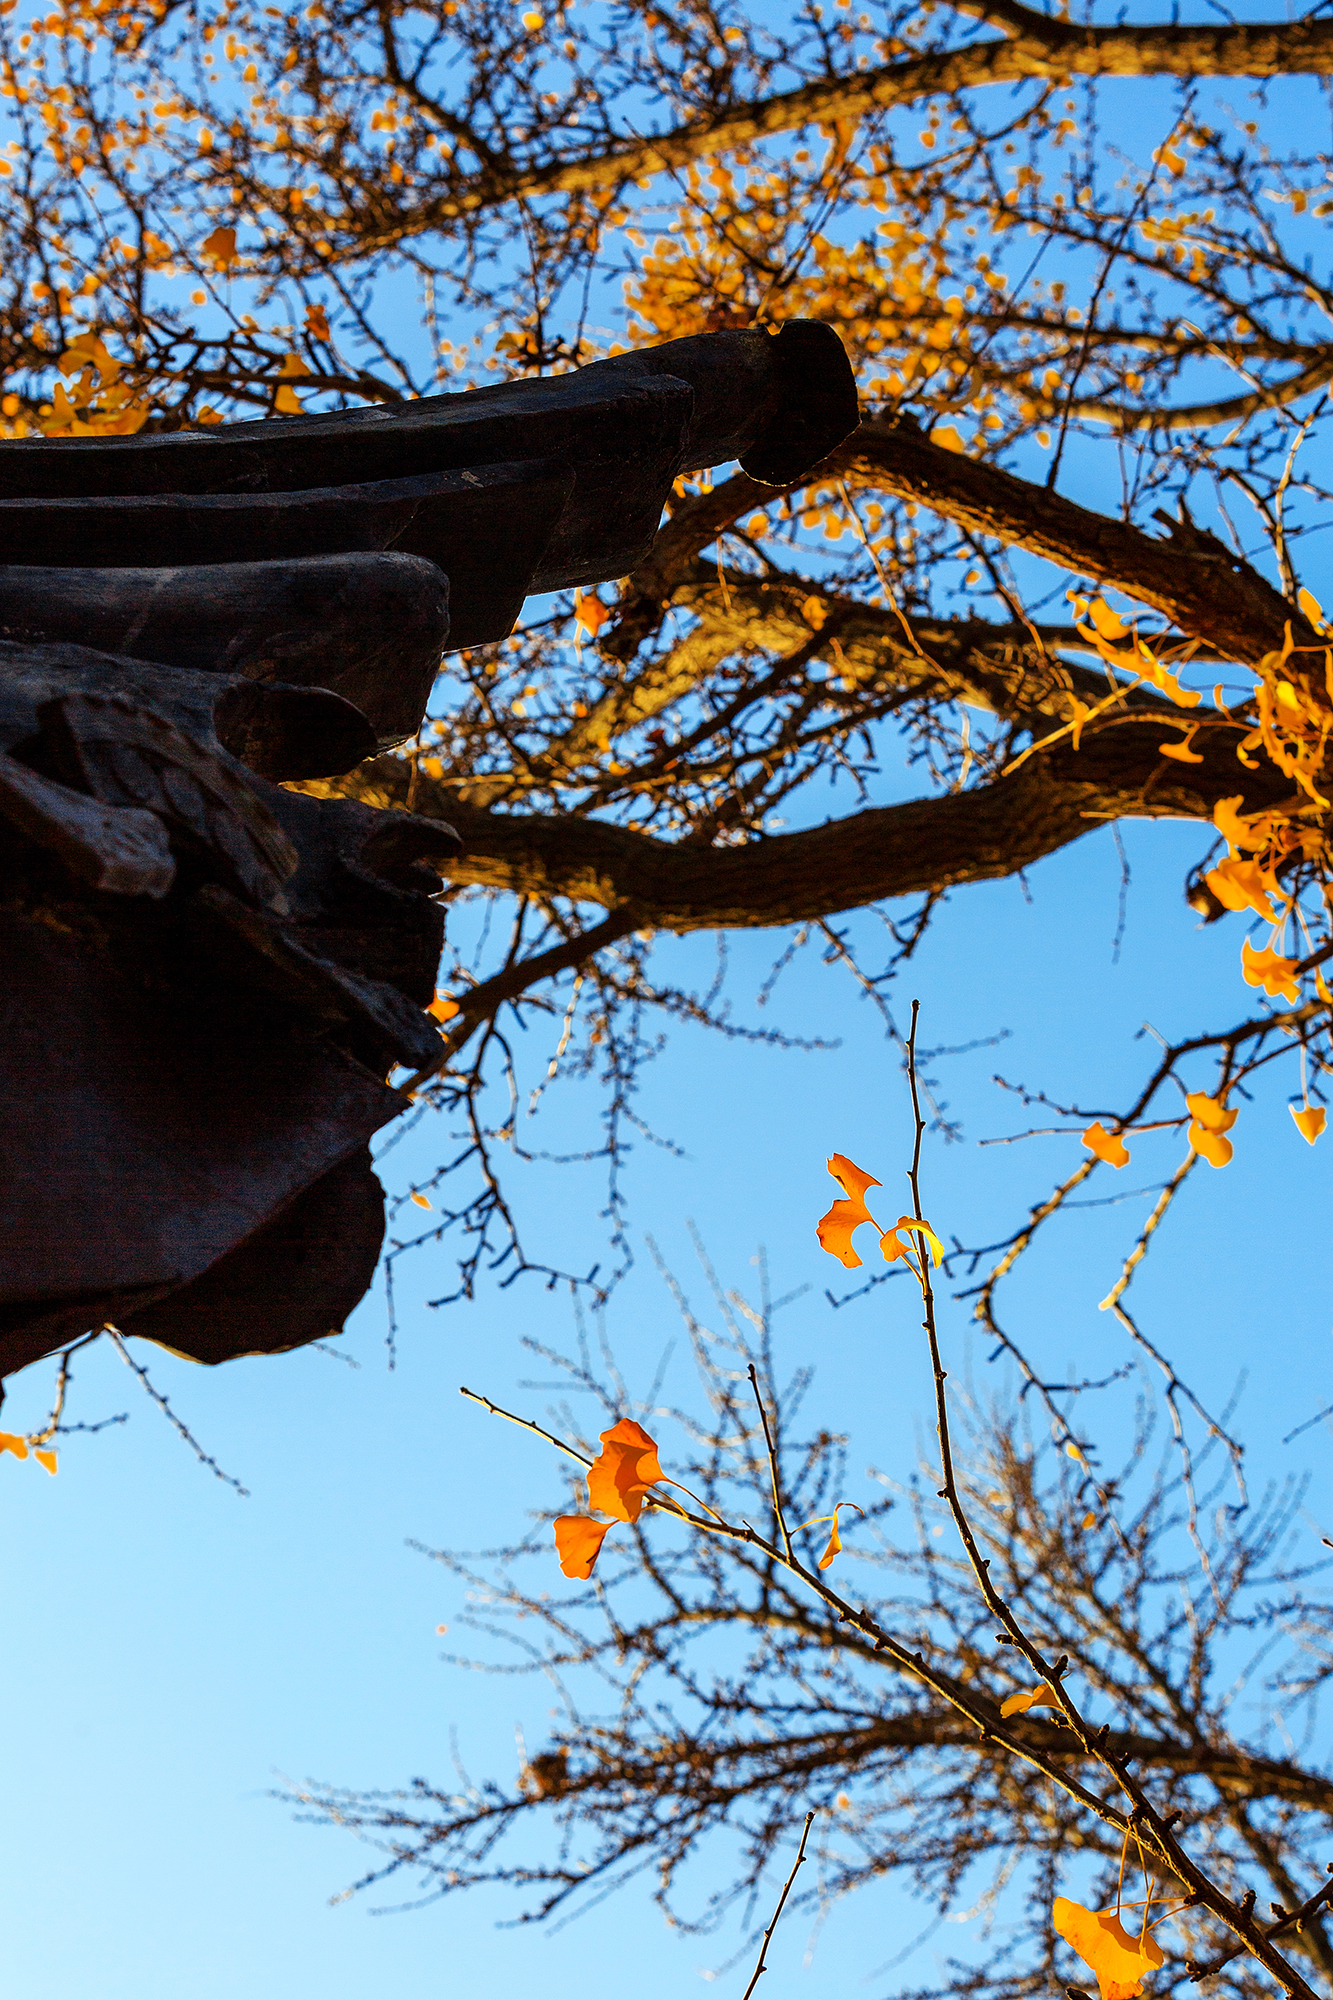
[325, 716, 1283, 932]
[611, 417, 1310, 666]
[362, 7, 1333, 230]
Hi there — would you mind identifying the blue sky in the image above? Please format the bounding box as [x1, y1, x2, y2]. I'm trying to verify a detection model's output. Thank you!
[3, 20, 1332, 1996]
[4, 800, 1331, 2000]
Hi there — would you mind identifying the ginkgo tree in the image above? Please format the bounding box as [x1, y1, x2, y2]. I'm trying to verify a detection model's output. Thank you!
[291, 1015, 1333, 2000]
[4, 0, 1333, 1965]
[0, 0, 1330, 1317]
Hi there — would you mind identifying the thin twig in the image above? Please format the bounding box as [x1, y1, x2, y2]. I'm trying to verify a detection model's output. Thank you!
[747, 1361, 794, 1563]
[740, 1810, 816, 2000]
[107, 1331, 250, 1496]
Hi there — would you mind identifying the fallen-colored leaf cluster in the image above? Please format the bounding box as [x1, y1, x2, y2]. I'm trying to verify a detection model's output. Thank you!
[816, 1154, 943, 1276]
[554, 1418, 665, 1579]
[0, 1431, 57, 1473]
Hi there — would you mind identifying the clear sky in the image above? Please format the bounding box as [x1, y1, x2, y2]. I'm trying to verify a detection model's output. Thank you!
[4, 797, 1331, 2000]
[4, 35, 1332, 1997]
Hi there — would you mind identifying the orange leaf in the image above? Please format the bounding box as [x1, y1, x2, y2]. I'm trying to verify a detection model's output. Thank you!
[554, 1515, 613, 1579]
[1185, 1090, 1236, 1169]
[1082, 1121, 1129, 1168]
[1204, 856, 1279, 922]
[274, 383, 303, 415]
[1213, 795, 1265, 853]
[1241, 939, 1301, 1002]
[1316, 966, 1333, 1007]
[574, 591, 609, 638]
[1292, 1103, 1327, 1145]
[0, 1430, 29, 1460]
[816, 1153, 881, 1268]
[814, 1500, 863, 1571]
[33, 1448, 56, 1475]
[200, 224, 237, 268]
[586, 1419, 664, 1524]
[428, 991, 460, 1023]
[880, 1214, 945, 1268]
[1185, 1091, 1237, 1135]
[1158, 728, 1203, 764]
[1053, 1899, 1165, 2000]
[1081, 1511, 1098, 1529]
[410, 1191, 432, 1209]
[305, 301, 331, 342]
[1088, 599, 1129, 642]
[1000, 1679, 1061, 1718]
[1189, 1122, 1233, 1168]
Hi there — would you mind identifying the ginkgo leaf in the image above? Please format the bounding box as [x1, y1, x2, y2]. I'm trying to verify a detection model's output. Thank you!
[410, 1191, 432, 1209]
[586, 1418, 664, 1524]
[1000, 1680, 1061, 1718]
[1292, 1103, 1327, 1145]
[1087, 599, 1129, 642]
[1158, 729, 1203, 763]
[200, 224, 237, 267]
[1241, 940, 1300, 1002]
[1298, 586, 1327, 631]
[554, 1515, 614, 1579]
[1204, 856, 1279, 922]
[1082, 1122, 1129, 1168]
[0, 1430, 29, 1460]
[1053, 1898, 1166, 2000]
[428, 991, 460, 1022]
[814, 1500, 863, 1571]
[880, 1215, 945, 1268]
[305, 301, 331, 342]
[1213, 796, 1267, 853]
[1185, 1091, 1237, 1134]
[33, 1448, 56, 1475]
[573, 591, 609, 637]
[1189, 1122, 1233, 1168]
[1317, 967, 1333, 1007]
[817, 1153, 881, 1268]
[1185, 1091, 1237, 1168]
[1081, 1511, 1098, 1529]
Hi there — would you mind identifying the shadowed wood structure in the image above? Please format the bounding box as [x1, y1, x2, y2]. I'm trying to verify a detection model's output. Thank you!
[0, 323, 859, 1384]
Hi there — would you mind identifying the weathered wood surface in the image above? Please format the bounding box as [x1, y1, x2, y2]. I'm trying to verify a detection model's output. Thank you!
[0, 323, 858, 1384]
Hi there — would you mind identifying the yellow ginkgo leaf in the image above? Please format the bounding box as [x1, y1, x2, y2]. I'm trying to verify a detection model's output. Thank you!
[815, 1500, 863, 1571]
[1053, 1898, 1165, 2000]
[1185, 1092, 1237, 1169]
[1241, 939, 1300, 1003]
[33, 1448, 57, 1475]
[1298, 585, 1326, 630]
[0, 1430, 30, 1460]
[1088, 599, 1129, 643]
[1082, 1122, 1129, 1168]
[1204, 855, 1280, 922]
[410, 1191, 432, 1209]
[1292, 1103, 1327, 1145]
[1081, 1511, 1098, 1529]
[1000, 1679, 1062, 1718]
[881, 1214, 945, 1268]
